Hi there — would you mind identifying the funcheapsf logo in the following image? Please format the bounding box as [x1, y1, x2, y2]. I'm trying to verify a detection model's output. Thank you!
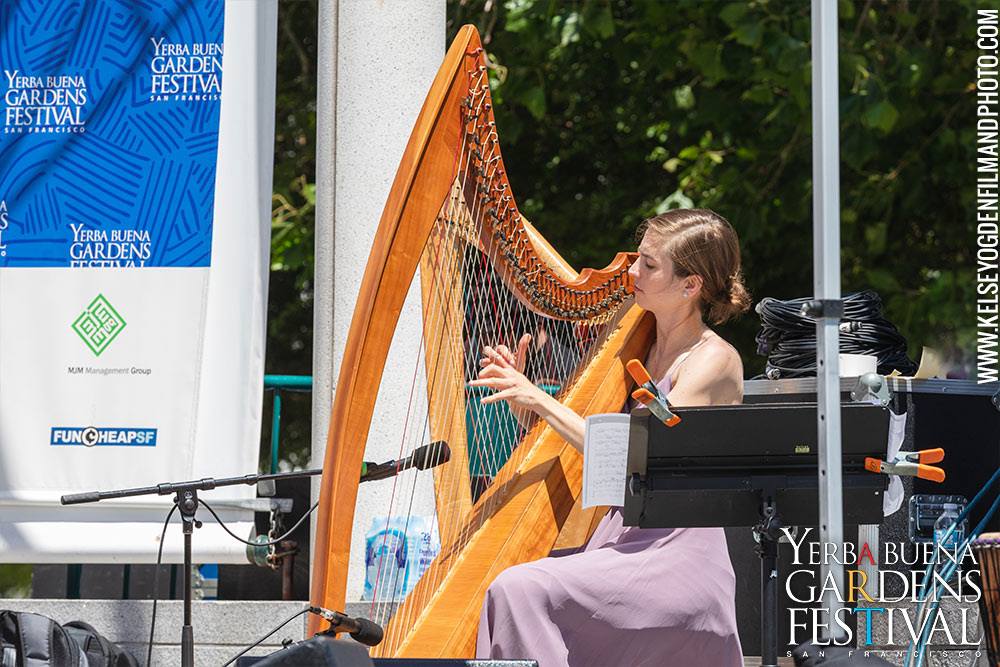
[51, 426, 157, 447]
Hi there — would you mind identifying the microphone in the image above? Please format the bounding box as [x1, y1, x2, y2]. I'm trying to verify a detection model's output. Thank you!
[308, 606, 384, 646]
[360, 440, 451, 483]
[625, 359, 681, 427]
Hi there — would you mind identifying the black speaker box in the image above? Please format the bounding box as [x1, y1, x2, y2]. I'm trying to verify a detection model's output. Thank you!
[730, 379, 1000, 655]
[239, 639, 539, 667]
[239, 635, 373, 666]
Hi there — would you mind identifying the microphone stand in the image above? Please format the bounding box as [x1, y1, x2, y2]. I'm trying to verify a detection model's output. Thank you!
[61, 468, 324, 667]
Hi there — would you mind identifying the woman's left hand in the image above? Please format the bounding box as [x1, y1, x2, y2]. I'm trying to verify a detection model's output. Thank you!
[470, 343, 545, 415]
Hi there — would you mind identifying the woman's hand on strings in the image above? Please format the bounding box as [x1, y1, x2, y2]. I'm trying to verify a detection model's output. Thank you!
[471, 334, 541, 424]
[489, 333, 531, 374]
[472, 333, 586, 452]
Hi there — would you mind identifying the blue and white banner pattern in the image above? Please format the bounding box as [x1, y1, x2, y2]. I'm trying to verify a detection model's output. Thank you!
[0, 0, 223, 268]
[0, 0, 276, 563]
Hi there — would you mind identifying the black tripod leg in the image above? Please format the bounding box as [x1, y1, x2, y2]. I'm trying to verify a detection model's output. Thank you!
[182, 528, 194, 667]
[760, 535, 779, 667]
[176, 489, 198, 667]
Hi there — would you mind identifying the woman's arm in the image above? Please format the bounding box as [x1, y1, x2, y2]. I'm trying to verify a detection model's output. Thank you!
[471, 340, 587, 453]
[472, 338, 742, 453]
[529, 391, 585, 452]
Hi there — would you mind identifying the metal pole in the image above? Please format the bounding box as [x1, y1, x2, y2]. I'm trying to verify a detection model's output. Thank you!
[181, 527, 194, 667]
[811, 0, 845, 638]
[178, 490, 198, 667]
[270, 391, 282, 473]
[311, 0, 339, 581]
[761, 536, 779, 666]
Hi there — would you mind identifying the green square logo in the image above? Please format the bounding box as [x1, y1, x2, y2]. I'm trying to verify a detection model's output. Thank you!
[72, 294, 126, 357]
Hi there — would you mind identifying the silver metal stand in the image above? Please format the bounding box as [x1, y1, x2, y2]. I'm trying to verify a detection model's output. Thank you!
[811, 0, 846, 634]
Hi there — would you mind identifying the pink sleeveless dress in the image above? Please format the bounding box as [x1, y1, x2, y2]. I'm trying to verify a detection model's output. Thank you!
[475, 374, 743, 667]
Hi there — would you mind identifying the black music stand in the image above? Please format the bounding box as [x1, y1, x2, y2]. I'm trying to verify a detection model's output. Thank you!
[623, 402, 890, 667]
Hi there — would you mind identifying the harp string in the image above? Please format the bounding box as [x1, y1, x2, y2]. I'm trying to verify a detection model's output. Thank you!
[377, 58, 490, 639]
[367, 62, 478, 627]
[394, 200, 472, 641]
[378, 59, 510, 639]
[363, 45, 625, 651]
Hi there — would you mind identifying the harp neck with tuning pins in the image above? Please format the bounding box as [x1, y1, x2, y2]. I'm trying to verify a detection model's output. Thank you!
[309, 25, 652, 656]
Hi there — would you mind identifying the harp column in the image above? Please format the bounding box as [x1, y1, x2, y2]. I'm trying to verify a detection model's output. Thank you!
[311, 1, 446, 602]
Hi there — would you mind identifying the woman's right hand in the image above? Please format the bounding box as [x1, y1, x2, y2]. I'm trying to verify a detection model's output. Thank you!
[471, 332, 586, 452]
[471, 334, 538, 428]
[486, 333, 531, 375]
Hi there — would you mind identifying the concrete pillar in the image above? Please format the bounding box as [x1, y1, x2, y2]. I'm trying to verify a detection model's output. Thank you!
[313, 0, 445, 602]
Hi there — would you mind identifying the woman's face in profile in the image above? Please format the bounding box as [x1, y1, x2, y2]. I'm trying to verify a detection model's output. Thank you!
[628, 232, 686, 313]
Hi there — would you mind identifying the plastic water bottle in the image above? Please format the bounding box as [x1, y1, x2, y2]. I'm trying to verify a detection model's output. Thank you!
[933, 503, 965, 578]
[417, 531, 435, 580]
[364, 528, 407, 601]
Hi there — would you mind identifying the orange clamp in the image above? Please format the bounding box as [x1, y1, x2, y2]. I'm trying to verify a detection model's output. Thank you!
[626, 359, 652, 386]
[915, 464, 946, 483]
[918, 448, 945, 464]
[864, 458, 883, 475]
[631, 387, 655, 404]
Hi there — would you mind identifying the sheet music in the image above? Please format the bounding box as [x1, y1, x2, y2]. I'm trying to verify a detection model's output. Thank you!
[582, 413, 631, 508]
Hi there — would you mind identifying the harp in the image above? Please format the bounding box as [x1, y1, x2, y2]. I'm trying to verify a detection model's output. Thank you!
[310, 25, 652, 657]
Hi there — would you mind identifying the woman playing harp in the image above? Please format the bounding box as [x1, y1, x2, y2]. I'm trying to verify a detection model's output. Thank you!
[473, 208, 752, 667]
[311, 26, 741, 659]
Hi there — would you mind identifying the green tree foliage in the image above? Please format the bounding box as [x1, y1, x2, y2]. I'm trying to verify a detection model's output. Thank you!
[266, 0, 985, 464]
[448, 0, 982, 376]
[264, 1, 319, 468]
[0, 564, 31, 598]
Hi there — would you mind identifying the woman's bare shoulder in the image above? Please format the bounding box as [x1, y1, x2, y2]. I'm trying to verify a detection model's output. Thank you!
[670, 334, 744, 405]
[699, 333, 743, 373]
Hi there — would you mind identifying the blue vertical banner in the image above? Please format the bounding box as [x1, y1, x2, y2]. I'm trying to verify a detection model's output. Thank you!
[0, 0, 276, 564]
[0, 0, 224, 267]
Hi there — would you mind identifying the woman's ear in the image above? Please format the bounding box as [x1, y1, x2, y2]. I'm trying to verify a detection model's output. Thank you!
[685, 275, 703, 296]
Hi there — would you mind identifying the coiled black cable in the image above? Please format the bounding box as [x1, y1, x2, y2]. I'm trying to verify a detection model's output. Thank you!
[753, 290, 918, 379]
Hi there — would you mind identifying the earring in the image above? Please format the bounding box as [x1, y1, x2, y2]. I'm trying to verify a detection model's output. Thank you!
[683, 292, 689, 298]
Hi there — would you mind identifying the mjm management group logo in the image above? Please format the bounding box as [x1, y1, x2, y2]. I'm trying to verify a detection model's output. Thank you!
[148, 37, 222, 102]
[3, 69, 87, 134]
[51, 426, 157, 447]
[71, 294, 126, 356]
